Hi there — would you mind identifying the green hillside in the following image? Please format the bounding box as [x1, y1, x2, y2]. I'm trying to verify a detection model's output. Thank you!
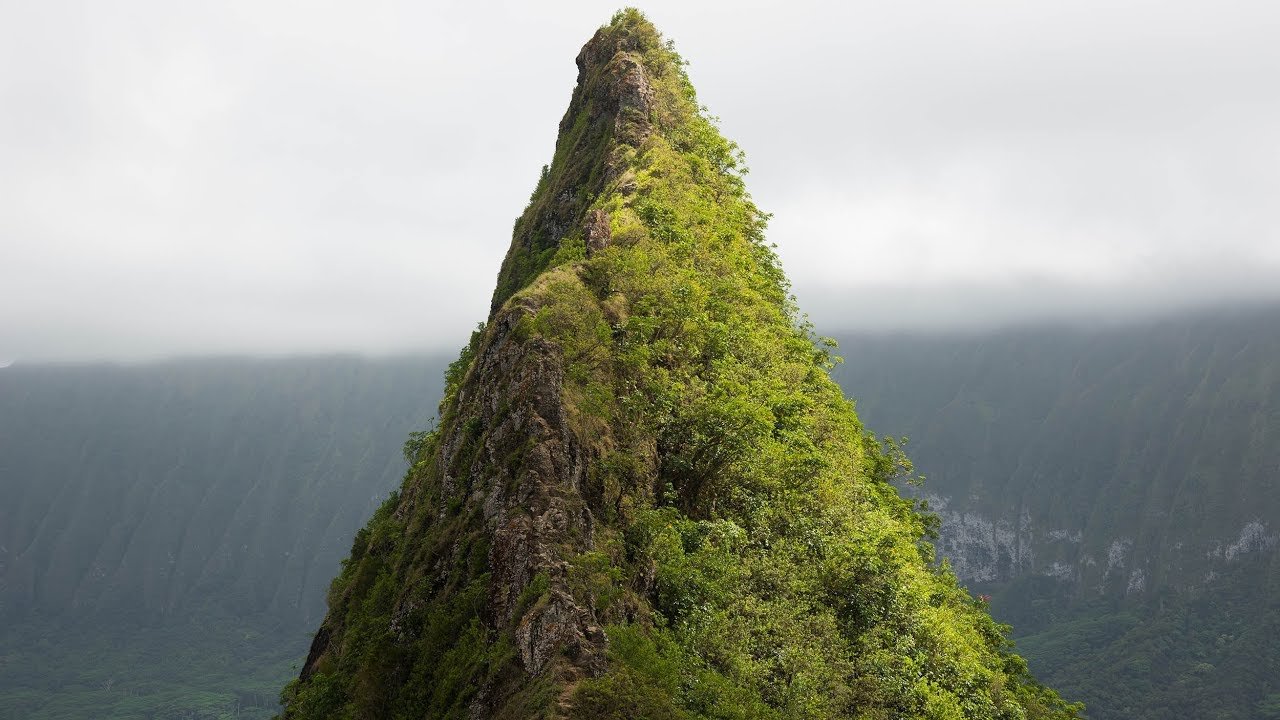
[833, 306, 1280, 719]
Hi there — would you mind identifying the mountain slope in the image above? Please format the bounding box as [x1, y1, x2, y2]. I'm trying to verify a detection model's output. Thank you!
[280, 11, 1077, 720]
[0, 355, 442, 719]
[833, 305, 1280, 719]
[0, 356, 442, 627]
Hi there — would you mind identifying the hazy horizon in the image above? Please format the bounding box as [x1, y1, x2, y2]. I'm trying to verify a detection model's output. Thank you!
[4, 1, 1279, 362]
[2, 297, 1276, 367]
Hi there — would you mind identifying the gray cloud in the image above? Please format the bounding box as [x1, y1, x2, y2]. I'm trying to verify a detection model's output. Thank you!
[2, 0, 1278, 360]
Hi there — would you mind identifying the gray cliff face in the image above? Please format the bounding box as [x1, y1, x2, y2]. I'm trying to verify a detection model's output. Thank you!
[921, 490, 1278, 595]
[836, 308, 1280, 598]
[919, 493, 1036, 584]
[440, 301, 604, 680]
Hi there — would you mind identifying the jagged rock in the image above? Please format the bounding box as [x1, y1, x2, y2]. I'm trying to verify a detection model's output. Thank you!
[584, 209, 611, 255]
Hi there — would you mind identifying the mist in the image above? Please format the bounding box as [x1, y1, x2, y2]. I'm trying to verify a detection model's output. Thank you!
[3, 0, 1278, 361]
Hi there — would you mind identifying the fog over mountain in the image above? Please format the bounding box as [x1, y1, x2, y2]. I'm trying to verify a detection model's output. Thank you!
[4, 0, 1279, 360]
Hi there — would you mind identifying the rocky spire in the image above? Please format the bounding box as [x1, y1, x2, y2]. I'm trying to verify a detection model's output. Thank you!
[280, 10, 1079, 720]
[489, 10, 665, 316]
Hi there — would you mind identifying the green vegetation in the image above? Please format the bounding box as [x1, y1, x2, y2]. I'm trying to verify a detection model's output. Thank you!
[279, 10, 1077, 719]
[1006, 555, 1280, 720]
[834, 310, 1280, 719]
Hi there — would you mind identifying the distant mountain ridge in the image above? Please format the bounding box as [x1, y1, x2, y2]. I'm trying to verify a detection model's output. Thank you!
[0, 355, 442, 719]
[832, 303, 1280, 719]
[834, 304, 1280, 595]
[1, 356, 443, 628]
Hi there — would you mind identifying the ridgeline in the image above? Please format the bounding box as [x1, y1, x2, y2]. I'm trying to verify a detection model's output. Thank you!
[279, 11, 1079, 719]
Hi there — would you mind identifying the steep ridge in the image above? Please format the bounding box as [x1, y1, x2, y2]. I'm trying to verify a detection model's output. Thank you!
[833, 306, 1280, 719]
[281, 11, 1077, 720]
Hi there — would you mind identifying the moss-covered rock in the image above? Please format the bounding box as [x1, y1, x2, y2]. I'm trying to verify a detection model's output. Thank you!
[279, 10, 1081, 719]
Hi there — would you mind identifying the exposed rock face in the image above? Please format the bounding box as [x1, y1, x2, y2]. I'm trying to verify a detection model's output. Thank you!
[584, 209, 611, 255]
[424, 33, 667, 686]
[914, 483, 1280, 598]
[457, 304, 602, 678]
[574, 21, 654, 146]
[300, 299, 607, 699]
[489, 22, 654, 316]
[920, 493, 1036, 583]
[297, 21, 671, 694]
[921, 494, 1280, 594]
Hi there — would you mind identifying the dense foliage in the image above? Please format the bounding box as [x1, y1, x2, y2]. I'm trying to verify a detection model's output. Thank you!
[280, 10, 1077, 720]
[1010, 555, 1280, 720]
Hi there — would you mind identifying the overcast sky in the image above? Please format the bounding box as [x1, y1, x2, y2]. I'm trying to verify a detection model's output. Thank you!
[2, 1, 1278, 361]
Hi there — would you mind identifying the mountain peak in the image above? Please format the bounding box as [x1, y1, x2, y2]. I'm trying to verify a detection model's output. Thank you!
[281, 12, 1080, 720]
[572, 10, 662, 145]
[575, 9, 668, 78]
[490, 10, 699, 316]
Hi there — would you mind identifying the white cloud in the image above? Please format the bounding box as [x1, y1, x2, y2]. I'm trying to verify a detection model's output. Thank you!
[2, 0, 1278, 359]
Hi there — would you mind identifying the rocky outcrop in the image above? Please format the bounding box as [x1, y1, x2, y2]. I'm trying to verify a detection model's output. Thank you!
[300, 299, 608, 699]
[919, 486, 1280, 596]
[459, 303, 604, 678]
[489, 23, 655, 317]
